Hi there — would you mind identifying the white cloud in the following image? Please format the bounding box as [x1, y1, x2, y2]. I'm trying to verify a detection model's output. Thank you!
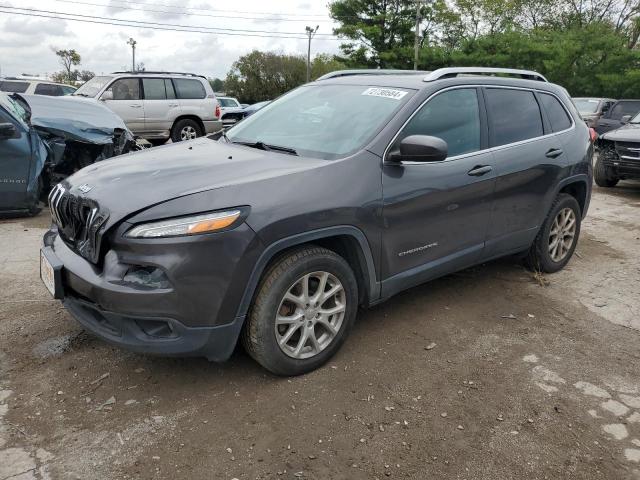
[0, 0, 340, 79]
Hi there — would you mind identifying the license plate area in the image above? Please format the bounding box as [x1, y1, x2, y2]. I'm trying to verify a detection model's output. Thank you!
[40, 247, 64, 299]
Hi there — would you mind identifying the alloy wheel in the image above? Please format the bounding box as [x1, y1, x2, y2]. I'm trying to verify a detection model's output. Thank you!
[274, 271, 346, 360]
[180, 125, 197, 141]
[548, 207, 576, 262]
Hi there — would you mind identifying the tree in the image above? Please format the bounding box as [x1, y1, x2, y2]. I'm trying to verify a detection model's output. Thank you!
[209, 77, 225, 92]
[224, 51, 344, 103]
[54, 49, 81, 83]
[79, 70, 95, 82]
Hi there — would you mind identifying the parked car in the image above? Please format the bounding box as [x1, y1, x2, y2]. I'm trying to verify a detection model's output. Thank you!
[71, 72, 222, 142]
[242, 100, 271, 118]
[41, 67, 593, 375]
[0, 92, 138, 216]
[217, 96, 245, 127]
[594, 111, 640, 187]
[573, 97, 616, 127]
[594, 99, 640, 135]
[0, 78, 77, 96]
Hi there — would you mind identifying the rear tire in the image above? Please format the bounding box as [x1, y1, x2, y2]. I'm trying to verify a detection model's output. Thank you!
[594, 156, 619, 187]
[525, 193, 581, 273]
[171, 119, 202, 142]
[242, 246, 358, 376]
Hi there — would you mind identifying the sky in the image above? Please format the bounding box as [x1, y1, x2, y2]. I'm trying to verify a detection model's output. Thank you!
[0, 0, 342, 79]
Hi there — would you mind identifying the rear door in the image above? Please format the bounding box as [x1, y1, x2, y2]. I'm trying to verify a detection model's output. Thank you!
[483, 87, 569, 257]
[173, 78, 213, 122]
[141, 78, 180, 137]
[101, 78, 145, 133]
[381, 87, 496, 294]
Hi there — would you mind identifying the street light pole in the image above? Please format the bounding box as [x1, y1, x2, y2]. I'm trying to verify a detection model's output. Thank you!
[127, 38, 137, 72]
[413, 1, 422, 70]
[305, 25, 319, 83]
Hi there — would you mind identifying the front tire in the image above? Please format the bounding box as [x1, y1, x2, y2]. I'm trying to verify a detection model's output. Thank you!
[242, 246, 358, 376]
[526, 193, 581, 273]
[171, 119, 202, 142]
[594, 156, 619, 187]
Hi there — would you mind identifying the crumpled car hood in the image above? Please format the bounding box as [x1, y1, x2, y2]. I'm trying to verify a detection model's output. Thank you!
[600, 123, 640, 143]
[18, 93, 130, 144]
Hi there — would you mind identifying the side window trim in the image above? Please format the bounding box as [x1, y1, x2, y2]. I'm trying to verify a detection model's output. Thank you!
[532, 91, 553, 135]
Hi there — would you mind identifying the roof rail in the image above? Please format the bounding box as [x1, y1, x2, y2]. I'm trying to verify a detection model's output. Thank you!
[423, 67, 548, 83]
[317, 69, 428, 81]
[111, 71, 206, 79]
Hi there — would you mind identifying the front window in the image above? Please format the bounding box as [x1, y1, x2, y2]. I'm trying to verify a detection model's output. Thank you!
[107, 78, 141, 100]
[218, 97, 239, 107]
[573, 98, 600, 114]
[0, 94, 30, 126]
[609, 101, 640, 120]
[226, 84, 414, 160]
[73, 76, 113, 98]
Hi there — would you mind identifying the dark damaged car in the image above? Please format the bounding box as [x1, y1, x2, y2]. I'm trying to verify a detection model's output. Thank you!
[0, 92, 139, 216]
[595, 111, 640, 187]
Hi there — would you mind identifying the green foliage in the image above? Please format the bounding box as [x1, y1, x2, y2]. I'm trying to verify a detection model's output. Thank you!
[54, 49, 81, 83]
[329, 0, 640, 97]
[224, 51, 345, 103]
[209, 78, 225, 92]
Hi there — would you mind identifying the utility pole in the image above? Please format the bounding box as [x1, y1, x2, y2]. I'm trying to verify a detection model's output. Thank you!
[305, 25, 319, 83]
[413, 0, 423, 70]
[127, 37, 137, 72]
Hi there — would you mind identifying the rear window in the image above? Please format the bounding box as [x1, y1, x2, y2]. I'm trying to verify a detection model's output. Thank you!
[0, 81, 29, 93]
[173, 79, 206, 99]
[34, 83, 64, 96]
[609, 101, 640, 120]
[540, 93, 572, 132]
[485, 88, 543, 147]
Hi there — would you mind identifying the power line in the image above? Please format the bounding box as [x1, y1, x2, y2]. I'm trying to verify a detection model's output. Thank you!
[51, 0, 337, 23]
[0, 5, 338, 37]
[0, 6, 345, 40]
[71, 0, 331, 18]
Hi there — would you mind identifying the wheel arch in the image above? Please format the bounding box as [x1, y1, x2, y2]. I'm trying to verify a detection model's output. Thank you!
[235, 226, 380, 320]
[171, 115, 205, 135]
[556, 174, 590, 218]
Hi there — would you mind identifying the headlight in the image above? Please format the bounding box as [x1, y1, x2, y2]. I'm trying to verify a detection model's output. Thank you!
[125, 209, 242, 238]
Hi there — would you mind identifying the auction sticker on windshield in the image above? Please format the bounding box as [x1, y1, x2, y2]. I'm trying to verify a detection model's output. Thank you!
[361, 87, 408, 100]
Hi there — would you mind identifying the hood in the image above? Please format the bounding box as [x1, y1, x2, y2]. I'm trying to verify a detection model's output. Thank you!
[17, 93, 130, 144]
[64, 137, 327, 225]
[600, 122, 640, 143]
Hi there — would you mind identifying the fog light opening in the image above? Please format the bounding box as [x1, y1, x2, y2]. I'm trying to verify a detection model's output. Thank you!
[123, 266, 171, 289]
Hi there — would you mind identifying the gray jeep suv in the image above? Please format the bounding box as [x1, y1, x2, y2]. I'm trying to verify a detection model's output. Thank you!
[41, 68, 593, 376]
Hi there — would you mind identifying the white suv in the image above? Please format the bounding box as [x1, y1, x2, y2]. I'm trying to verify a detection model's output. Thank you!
[0, 78, 77, 96]
[72, 72, 223, 142]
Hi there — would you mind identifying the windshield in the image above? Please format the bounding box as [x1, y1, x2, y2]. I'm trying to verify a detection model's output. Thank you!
[630, 112, 640, 123]
[573, 98, 600, 114]
[226, 84, 414, 159]
[73, 76, 113, 97]
[0, 94, 30, 126]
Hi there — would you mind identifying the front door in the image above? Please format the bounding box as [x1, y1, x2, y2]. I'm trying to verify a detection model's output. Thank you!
[0, 107, 31, 212]
[102, 78, 145, 133]
[381, 87, 496, 296]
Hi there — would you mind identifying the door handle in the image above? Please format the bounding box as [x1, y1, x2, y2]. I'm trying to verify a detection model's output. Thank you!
[545, 148, 563, 158]
[467, 165, 493, 176]
[168, 103, 179, 107]
[129, 105, 142, 108]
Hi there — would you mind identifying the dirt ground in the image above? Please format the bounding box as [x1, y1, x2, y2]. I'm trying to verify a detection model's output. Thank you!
[1, 182, 639, 480]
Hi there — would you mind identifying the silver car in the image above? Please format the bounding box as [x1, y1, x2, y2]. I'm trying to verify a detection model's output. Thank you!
[72, 72, 223, 142]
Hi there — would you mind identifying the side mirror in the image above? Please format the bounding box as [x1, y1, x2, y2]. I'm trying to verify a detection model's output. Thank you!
[621, 115, 632, 124]
[100, 90, 113, 101]
[0, 123, 17, 140]
[388, 135, 448, 163]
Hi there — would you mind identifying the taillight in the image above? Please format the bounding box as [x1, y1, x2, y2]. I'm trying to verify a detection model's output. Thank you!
[215, 104, 221, 119]
[589, 127, 597, 143]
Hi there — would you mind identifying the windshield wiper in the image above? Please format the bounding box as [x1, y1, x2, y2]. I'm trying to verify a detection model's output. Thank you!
[232, 140, 298, 156]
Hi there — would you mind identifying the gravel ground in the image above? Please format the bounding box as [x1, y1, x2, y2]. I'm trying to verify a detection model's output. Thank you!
[0, 182, 639, 480]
